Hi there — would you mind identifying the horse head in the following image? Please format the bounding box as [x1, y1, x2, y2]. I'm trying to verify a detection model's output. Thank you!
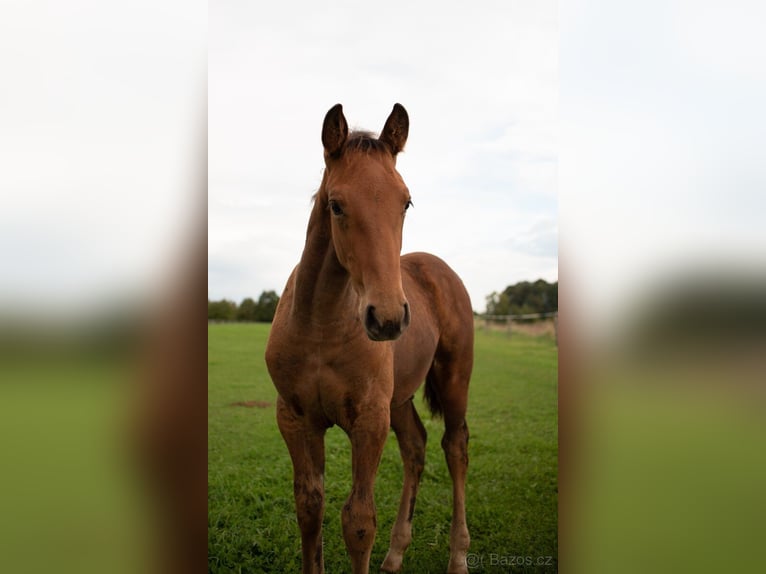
[320, 103, 412, 341]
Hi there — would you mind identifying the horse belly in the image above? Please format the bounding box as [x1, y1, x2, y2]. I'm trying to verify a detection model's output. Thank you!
[391, 323, 438, 407]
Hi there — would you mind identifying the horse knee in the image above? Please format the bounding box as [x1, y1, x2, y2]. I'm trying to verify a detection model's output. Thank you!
[294, 480, 324, 532]
[341, 494, 377, 550]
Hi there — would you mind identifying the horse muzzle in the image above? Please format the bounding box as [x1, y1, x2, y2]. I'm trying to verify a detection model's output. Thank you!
[363, 301, 410, 341]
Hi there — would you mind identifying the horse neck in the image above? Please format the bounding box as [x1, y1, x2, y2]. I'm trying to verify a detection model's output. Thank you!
[292, 188, 354, 324]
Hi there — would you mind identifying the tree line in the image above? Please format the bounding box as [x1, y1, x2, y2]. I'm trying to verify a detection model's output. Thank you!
[208, 290, 280, 322]
[210, 279, 557, 323]
[485, 279, 558, 316]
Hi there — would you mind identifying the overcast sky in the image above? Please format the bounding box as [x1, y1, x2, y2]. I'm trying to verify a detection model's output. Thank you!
[559, 0, 766, 335]
[209, 0, 559, 313]
[1, 1, 206, 316]
[2, 1, 762, 332]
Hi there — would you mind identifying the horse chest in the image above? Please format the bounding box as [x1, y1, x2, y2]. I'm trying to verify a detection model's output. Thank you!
[268, 334, 393, 425]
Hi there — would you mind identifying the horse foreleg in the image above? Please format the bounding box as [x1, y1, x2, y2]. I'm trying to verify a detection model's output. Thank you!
[276, 397, 326, 574]
[381, 400, 427, 573]
[341, 409, 389, 574]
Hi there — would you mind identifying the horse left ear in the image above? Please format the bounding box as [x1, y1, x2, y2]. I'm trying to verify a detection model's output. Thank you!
[380, 103, 409, 156]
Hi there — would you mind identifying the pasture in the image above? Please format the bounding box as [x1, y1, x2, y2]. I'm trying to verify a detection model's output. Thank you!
[208, 323, 558, 572]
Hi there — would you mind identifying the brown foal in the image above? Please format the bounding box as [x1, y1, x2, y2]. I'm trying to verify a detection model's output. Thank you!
[265, 103, 473, 574]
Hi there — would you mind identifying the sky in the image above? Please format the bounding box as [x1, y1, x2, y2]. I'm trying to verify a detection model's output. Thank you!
[559, 0, 766, 337]
[208, 0, 559, 313]
[0, 1, 207, 317]
[1, 1, 763, 334]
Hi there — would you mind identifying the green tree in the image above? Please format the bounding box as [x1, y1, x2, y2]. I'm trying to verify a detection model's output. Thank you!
[208, 299, 237, 321]
[485, 291, 511, 315]
[486, 279, 558, 315]
[255, 290, 280, 322]
[237, 297, 258, 322]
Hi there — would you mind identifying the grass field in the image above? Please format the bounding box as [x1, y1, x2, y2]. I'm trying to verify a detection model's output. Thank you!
[0, 354, 151, 574]
[208, 323, 558, 573]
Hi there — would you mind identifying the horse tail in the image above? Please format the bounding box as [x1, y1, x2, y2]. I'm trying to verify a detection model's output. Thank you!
[423, 365, 444, 418]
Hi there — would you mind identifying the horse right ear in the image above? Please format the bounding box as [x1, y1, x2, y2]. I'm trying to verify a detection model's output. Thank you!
[322, 103, 348, 158]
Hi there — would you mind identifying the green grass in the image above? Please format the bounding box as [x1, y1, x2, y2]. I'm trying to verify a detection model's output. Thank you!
[208, 323, 558, 573]
[571, 370, 766, 574]
[0, 357, 151, 574]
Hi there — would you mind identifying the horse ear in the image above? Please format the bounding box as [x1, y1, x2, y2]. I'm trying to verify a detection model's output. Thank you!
[322, 103, 348, 158]
[380, 103, 409, 155]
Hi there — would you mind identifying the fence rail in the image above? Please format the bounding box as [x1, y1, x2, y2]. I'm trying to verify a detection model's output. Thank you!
[482, 312, 558, 321]
[478, 312, 558, 345]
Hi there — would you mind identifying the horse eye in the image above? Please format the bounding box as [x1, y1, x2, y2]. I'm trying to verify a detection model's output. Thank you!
[405, 199, 414, 211]
[329, 200, 344, 216]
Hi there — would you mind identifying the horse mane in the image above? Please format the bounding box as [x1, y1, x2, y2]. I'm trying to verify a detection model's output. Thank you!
[345, 131, 391, 155]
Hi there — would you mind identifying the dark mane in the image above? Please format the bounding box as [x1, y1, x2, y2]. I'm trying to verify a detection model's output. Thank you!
[345, 131, 391, 154]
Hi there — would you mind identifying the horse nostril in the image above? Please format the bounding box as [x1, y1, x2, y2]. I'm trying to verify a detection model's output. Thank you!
[365, 305, 377, 330]
[403, 302, 410, 326]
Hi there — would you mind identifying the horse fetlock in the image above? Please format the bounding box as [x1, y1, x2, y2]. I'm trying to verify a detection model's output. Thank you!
[446, 553, 469, 574]
[380, 549, 404, 573]
[389, 527, 412, 553]
[382, 525, 411, 570]
[447, 529, 471, 574]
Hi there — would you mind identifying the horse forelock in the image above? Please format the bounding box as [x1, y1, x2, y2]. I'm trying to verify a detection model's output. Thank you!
[344, 131, 392, 155]
[312, 131, 393, 203]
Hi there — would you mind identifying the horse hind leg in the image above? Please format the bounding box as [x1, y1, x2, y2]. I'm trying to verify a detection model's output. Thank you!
[381, 399, 427, 573]
[442, 414, 470, 574]
[427, 355, 472, 574]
